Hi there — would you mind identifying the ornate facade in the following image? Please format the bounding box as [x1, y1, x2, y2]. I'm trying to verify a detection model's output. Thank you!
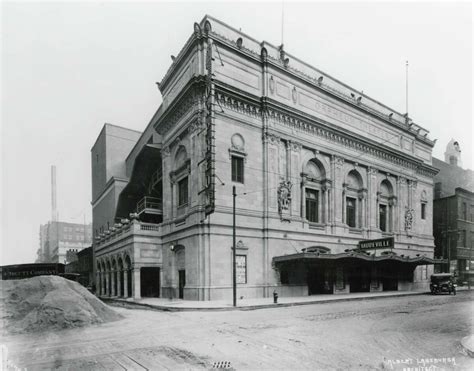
[92, 16, 440, 300]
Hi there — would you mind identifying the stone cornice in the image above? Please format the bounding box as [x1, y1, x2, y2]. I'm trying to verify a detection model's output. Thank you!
[158, 32, 201, 93]
[216, 89, 438, 178]
[154, 80, 205, 135]
[206, 24, 435, 148]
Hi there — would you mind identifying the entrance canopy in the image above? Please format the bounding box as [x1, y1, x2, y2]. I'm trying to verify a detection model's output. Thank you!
[273, 251, 446, 267]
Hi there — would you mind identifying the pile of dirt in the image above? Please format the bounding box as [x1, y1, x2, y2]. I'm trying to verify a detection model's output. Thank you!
[1, 275, 122, 334]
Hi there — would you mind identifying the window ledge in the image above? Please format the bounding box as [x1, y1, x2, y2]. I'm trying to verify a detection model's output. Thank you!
[349, 227, 363, 234]
[308, 222, 325, 230]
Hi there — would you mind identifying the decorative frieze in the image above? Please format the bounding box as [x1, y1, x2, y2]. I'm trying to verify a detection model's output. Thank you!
[216, 92, 261, 117]
[155, 90, 200, 135]
[216, 90, 437, 177]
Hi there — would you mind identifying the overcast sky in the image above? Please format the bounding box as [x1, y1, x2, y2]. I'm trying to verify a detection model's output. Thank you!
[1, 1, 472, 265]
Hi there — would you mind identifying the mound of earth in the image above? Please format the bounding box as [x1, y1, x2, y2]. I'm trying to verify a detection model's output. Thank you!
[1, 275, 122, 334]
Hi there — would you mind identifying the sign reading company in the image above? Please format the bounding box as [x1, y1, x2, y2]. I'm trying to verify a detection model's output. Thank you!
[358, 237, 394, 250]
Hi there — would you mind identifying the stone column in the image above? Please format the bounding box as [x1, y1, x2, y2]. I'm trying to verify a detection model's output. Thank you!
[327, 184, 333, 224]
[342, 183, 347, 225]
[111, 270, 116, 296]
[332, 156, 344, 225]
[301, 176, 307, 220]
[133, 267, 141, 299]
[105, 271, 110, 296]
[117, 270, 122, 297]
[123, 270, 129, 298]
[395, 177, 402, 234]
[96, 272, 100, 296]
[359, 189, 367, 229]
[367, 167, 378, 230]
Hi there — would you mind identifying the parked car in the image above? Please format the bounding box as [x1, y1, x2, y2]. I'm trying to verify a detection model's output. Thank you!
[430, 273, 456, 295]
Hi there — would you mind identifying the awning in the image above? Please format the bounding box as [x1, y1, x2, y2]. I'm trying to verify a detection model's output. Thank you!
[273, 251, 446, 266]
[115, 144, 162, 219]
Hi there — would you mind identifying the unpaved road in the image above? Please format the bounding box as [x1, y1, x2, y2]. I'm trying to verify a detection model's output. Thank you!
[3, 292, 473, 370]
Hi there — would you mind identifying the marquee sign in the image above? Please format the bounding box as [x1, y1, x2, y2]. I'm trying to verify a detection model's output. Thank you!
[358, 237, 394, 250]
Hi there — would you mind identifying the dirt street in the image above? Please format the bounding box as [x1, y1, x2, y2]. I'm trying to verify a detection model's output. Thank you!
[2, 292, 473, 370]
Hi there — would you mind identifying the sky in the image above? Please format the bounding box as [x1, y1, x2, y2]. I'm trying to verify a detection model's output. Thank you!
[1, 1, 472, 265]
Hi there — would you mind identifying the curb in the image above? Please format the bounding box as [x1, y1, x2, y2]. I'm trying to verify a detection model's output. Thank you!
[101, 291, 433, 312]
[461, 336, 474, 358]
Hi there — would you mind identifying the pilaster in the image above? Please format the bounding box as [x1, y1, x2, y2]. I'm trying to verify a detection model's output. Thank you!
[133, 267, 141, 299]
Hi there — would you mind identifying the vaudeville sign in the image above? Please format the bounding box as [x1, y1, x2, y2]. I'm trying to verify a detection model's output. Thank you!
[358, 237, 394, 250]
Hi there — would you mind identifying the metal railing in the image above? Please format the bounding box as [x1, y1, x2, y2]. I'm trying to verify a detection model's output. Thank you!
[136, 196, 163, 214]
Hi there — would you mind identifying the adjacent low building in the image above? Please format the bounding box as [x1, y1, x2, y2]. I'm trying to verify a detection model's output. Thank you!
[65, 246, 94, 287]
[92, 16, 441, 301]
[433, 141, 474, 284]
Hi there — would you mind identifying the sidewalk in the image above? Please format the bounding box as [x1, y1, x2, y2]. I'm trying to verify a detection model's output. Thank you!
[101, 288, 469, 312]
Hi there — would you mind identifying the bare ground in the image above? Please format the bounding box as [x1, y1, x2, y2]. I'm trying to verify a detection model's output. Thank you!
[2, 291, 473, 370]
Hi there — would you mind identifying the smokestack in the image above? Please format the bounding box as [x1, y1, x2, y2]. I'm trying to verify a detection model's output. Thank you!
[51, 165, 58, 221]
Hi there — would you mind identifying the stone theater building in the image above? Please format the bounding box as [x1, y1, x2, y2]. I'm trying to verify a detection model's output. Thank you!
[91, 16, 441, 301]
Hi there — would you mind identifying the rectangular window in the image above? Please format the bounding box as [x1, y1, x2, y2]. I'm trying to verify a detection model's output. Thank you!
[346, 197, 356, 228]
[231, 156, 244, 183]
[421, 203, 426, 220]
[178, 177, 188, 207]
[459, 230, 467, 247]
[379, 204, 387, 232]
[236, 255, 247, 284]
[305, 189, 319, 223]
[462, 202, 467, 220]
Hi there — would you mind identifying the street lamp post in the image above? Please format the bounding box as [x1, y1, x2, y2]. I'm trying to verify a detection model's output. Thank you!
[232, 185, 237, 307]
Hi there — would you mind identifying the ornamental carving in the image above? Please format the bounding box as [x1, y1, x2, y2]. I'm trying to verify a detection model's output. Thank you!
[397, 177, 407, 185]
[189, 120, 204, 134]
[405, 207, 415, 231]
[368, 167, 378, 176]
[193, 22, 201, 35]
[162, 146, 171, 157]
[231, 133, 245, 152]
[269, 76, 275, 94]
[277, 180, 292, 215]
[263, 132, 280, 145]
[420, 190, 428, 202]
[292, 87, 297, 103]
[287, 140, 302, 152]
[333, 156, 344, 168]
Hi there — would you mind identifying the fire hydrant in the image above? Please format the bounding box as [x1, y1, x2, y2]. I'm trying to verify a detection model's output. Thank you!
[273, 290, 278, 304]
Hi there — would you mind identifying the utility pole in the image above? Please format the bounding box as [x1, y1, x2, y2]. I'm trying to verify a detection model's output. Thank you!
[232, 186, 237, 307]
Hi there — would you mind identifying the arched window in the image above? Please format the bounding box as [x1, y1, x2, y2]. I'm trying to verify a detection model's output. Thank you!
[170, 145, 191, 216]
[377, 179, 395, 232]
[302, 158, 328, 224]
[344, 170, 364, 228]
